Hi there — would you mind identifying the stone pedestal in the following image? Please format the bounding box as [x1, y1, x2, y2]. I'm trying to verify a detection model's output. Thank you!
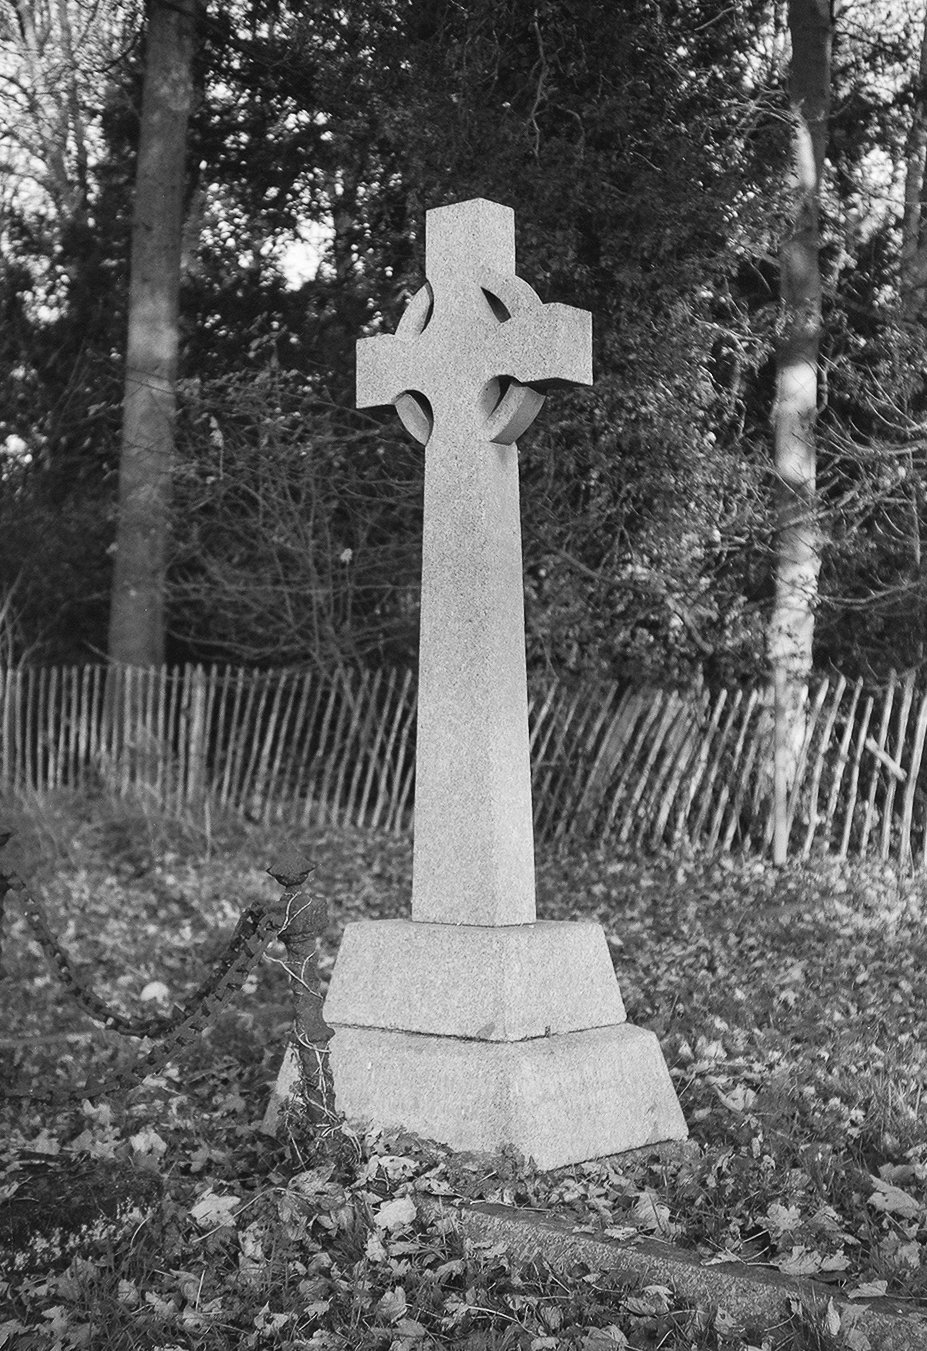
[324, 920, 686, 1171]
[325, 198, 687, 1170]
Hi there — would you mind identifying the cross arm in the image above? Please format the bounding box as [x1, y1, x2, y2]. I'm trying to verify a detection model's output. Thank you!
[501, 303, 592, 391]
[356, 334, 415, 411]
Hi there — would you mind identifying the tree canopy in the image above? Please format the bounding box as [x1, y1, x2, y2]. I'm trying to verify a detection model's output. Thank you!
[1, 0, 926, 682]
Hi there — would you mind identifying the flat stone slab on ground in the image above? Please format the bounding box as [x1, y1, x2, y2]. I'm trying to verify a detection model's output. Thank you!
[0, 1156, 162, 1279]
[329, 1022, 686, 1171]
[429, 1199, 927, 1351]
[323, 919, 625, 1040]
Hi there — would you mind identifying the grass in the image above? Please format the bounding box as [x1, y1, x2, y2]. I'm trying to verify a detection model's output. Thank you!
[1, 787, 926, 1350]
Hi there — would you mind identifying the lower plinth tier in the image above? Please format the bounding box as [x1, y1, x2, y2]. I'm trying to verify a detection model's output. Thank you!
[323, 920, 687, 1170]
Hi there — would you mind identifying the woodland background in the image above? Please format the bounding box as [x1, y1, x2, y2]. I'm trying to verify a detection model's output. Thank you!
[1, 0, 927, 693]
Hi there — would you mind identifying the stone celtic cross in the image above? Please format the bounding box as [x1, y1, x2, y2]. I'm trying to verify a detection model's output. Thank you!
[356, 198, 592, 925]
[325, 198, 685, 1167]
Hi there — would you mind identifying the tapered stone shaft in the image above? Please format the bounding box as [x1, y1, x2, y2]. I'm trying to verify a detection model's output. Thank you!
[356, 198, 591, 924]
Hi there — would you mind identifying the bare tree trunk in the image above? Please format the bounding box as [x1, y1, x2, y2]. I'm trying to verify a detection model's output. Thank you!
[769, 0, 831, 865]
[901, 11, 927, 319]
[108, 0, 196, 668]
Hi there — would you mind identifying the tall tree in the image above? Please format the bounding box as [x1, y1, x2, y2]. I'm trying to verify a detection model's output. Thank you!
[108, 0, 196, 667]
[769, 0, 832, 862]
[901, 8, 927, 318]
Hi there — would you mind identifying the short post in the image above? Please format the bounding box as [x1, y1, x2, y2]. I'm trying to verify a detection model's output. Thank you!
[263, 848, 334, 1134]
[324, 199, 686, 1169]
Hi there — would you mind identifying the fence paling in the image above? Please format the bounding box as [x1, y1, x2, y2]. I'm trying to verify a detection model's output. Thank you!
[626, 696, 680, 849]
[549, 690, 608, 842]
[263, 664, 302, 821]
[386, 688, 417, 833]
[198, 664, 220, 803]
[226, 671, 262, 813]
[648, 696, 708, 849]
[247, 667, 288, 814]
[720, 705, 764, 852]
[817, 678, 862, 853]
[312, 671, 352, 823]
[341, 668, 384, 827]
[327, 669, 363, 821]
[272, 668, 309, 814]
[25, 665, 37, 793]
[707, 688, 760, 852]
[859, 675, 896, 856]
[329, 670, 371, 827]
[48, 665, 59, 789]
[689, 688, 745, 847]
[650, 692, 706, 847]
[530, 686, 570, 836]
[839, 693, 874, 858]
[216, 668, 244, 809]
[61, 666, 73, 788]
[536, 685, 588, 840]
[354, 667, 397, 828]
[778, 678, 830, 851]
[300, 675, 341, 825]
[291, 672, 328, 824]
[56, 666, 67, 788]
[261, 669, 302, 821]
[881, 673, 916, 862]
[601, 693, 666, 839]
[370, 668, 413, 832]
[558, 682, 622, 842]
[632, 696, 687, 849]
[13, 668, 24, 792]
[9, 662, 927, 865]
[899, 688, 927, 867]
[528, 682, 558, 755]
[618, 693, 680, 847]
[44, 666, 56, 790]
[800, 676, 847, 858]
[672, 686, 728, 846]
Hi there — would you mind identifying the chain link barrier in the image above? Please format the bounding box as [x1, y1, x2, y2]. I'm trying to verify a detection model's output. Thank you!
[0, 839, 302, 1108]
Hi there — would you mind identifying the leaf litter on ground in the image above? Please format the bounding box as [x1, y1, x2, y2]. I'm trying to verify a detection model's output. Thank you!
[1, 792, 926, 1348]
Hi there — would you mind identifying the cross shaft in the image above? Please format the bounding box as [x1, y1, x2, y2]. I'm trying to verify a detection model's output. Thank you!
[356, 198, 592, 926]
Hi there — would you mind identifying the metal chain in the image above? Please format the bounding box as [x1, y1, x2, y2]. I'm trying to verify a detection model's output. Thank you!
[6, 872, 277, 1039]
[0, 861, 290, 1107]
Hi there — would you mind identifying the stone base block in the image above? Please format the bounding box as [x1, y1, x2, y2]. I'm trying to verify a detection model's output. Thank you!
[323, 919, 625, 1040]
[328, 1023, 687, 1171]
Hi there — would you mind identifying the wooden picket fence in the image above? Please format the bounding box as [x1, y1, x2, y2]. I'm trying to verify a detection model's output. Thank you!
[2, 663, 927, 864]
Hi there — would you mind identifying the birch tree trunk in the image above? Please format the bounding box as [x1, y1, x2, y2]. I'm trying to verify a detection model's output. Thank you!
[769, 0, 831, 865]
[901, 11, 927, 319]
[108, 0, 196, 668]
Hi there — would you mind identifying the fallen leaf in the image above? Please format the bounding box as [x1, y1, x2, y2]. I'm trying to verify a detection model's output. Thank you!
[129, 1126, 168, 1160]
[867, 1177, 920, 1219]
[773, 1246, 823, 1277]
[715, 1083, 756, 1112]
[375, 1195, 417, 1232]
[630, 1189, 675, 1236]
[847, 1280, 888, 1300]
[189, 1189, 240, 1230]
[365, 1231, 389, 1262]
[303, 1300, 331, 1322]
[140, 980, 171, 1003]
[764, 1202, 802, 1238]
[394, 1317, 427, 1341]
[377, 1287, 408, 1323]
[622, 1287, 670, 1316]
[288, 1164, 335, 1198]
[582, 1326, 629, 1351]
[825, 1299, 841, 1336]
